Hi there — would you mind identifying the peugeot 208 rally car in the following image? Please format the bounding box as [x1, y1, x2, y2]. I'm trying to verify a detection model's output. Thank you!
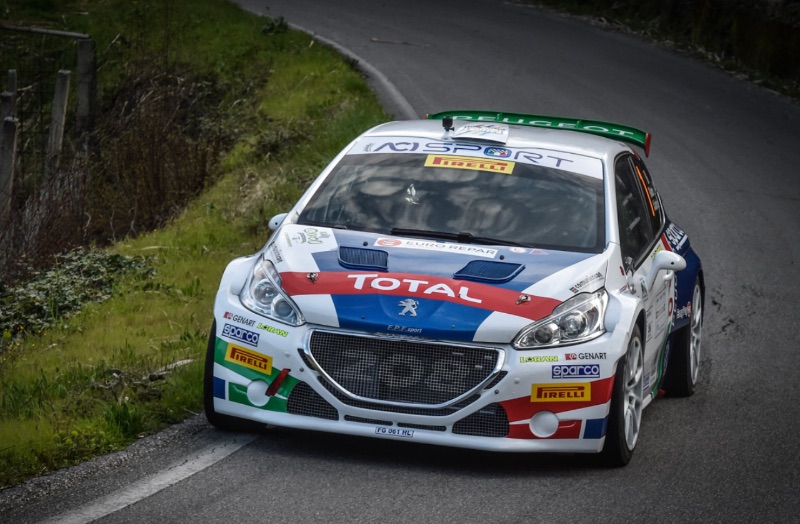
[204, 110, 704, 466]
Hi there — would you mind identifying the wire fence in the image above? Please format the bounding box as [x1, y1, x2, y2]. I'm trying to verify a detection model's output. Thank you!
[0, 25, 97, 281]
[0, 16, 223, 283]
[1, 26, 87, 192]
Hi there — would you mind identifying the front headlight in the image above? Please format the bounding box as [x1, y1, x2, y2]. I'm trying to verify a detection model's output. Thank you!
[240, 255, 304, 326]
[513, 289, 608, 349]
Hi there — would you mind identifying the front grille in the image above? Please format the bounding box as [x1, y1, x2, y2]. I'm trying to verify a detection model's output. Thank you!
[286, 382, 339, 421]
[345, 415, 391, 426]
[308, 331, 500, 407]
[452, 404, 509, 438]
[398, 422, 446, 432]
[318, 376, 480, 416]
[483, 371, 507, 390]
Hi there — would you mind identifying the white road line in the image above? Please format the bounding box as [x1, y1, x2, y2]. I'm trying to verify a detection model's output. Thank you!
[38, 433, 258, 524]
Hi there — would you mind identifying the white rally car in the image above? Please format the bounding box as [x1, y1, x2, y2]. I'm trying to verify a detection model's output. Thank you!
[204, 110, 704, 466]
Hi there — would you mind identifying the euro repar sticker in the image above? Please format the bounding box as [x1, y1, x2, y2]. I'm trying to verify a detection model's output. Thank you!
[375, 237, 498, 258]
[424, 154, 515, 174]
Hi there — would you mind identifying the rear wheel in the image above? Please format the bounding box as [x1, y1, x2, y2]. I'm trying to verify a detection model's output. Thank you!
[664, 278, 703, 397]
[204, 321, 265, 432]
[601, 324, 644, 467]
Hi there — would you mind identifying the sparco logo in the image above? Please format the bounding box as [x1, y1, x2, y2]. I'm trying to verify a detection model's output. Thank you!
[552, 364, 600, 379]
[221, 323, 259, 347]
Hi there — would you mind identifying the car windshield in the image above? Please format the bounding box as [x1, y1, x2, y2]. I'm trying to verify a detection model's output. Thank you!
[297, 152, 605, 252]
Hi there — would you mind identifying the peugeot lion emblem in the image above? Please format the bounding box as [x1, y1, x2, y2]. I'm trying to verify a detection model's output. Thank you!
[398, 299, 418, 317]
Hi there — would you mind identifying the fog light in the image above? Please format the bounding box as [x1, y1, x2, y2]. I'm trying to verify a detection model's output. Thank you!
[530, 411, 559, 438]
[246, 380, 269, 407]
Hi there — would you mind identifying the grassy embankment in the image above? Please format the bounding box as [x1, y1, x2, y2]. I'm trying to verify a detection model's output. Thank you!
[0, 0, 385, 488]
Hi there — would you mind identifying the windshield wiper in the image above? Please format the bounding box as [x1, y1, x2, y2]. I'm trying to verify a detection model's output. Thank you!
[298, 219, 348, 230]
[390, 228, 527, 247]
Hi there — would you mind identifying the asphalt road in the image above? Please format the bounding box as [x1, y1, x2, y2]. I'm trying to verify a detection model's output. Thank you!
[3, 1, 799, 522]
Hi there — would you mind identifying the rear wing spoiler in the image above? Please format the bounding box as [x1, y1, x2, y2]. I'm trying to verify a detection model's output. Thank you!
[427, 110, 651, 157]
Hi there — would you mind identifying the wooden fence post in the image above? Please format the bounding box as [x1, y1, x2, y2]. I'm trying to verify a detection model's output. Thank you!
[0, 91, 12, 122]
[45, 69, 71, 181]
[76, 39, 96, 134]
[7, 70, 16, 116]
[0, 90, 14, 178]
[1, 117, 18, 224]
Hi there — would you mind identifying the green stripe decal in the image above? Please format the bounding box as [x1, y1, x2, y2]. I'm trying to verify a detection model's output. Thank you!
[428, 110, 651, 156]
[215, 337, 299, 412]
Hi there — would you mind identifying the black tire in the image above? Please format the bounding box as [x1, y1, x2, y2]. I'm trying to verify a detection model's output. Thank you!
[663, 277, 703, 397]
[203, 320, 265, 432]
[601, 324, 644, 467]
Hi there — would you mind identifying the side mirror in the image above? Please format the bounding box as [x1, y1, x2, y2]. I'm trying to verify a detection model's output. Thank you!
[644, 251, 686, 291]
[268, 213, 288, 231]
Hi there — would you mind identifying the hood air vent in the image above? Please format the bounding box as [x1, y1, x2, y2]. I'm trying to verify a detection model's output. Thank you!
[338, 246, 389, 271]
[454, 260, 524, 283]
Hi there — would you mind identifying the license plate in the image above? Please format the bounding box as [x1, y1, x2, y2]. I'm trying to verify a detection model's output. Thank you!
[375, 427, 414, 438]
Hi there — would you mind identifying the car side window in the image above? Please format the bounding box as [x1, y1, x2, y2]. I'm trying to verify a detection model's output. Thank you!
[615, 155, 655, 265]
[631, 156, 664, 236]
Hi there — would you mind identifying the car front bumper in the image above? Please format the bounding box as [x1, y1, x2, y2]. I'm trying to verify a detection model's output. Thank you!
[210, 288, 629, 454]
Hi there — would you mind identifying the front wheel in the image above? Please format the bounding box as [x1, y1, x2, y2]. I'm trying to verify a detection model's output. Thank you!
[601, 324, 644, 467]
[664, 277, 703, 397]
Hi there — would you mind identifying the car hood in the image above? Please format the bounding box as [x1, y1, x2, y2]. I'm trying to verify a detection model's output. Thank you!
[270, 224, 609, 343]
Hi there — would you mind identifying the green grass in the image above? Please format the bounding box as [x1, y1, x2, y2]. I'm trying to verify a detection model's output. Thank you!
[0, 0, 386, 488]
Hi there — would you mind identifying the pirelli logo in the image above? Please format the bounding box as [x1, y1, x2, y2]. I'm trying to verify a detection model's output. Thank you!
[531, 383, 591, 402]
[225, 344, 272, 375]
[425, 154, 515, 174]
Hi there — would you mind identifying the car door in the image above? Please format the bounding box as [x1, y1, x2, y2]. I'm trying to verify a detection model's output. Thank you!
[614, 154, 671, 393]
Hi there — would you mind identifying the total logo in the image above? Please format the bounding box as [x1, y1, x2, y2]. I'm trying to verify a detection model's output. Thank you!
[348, 273, 482, 304]
[551, 364, 601, 379]
[565, 352, 607, 360]
[221, 323, 260, 347]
